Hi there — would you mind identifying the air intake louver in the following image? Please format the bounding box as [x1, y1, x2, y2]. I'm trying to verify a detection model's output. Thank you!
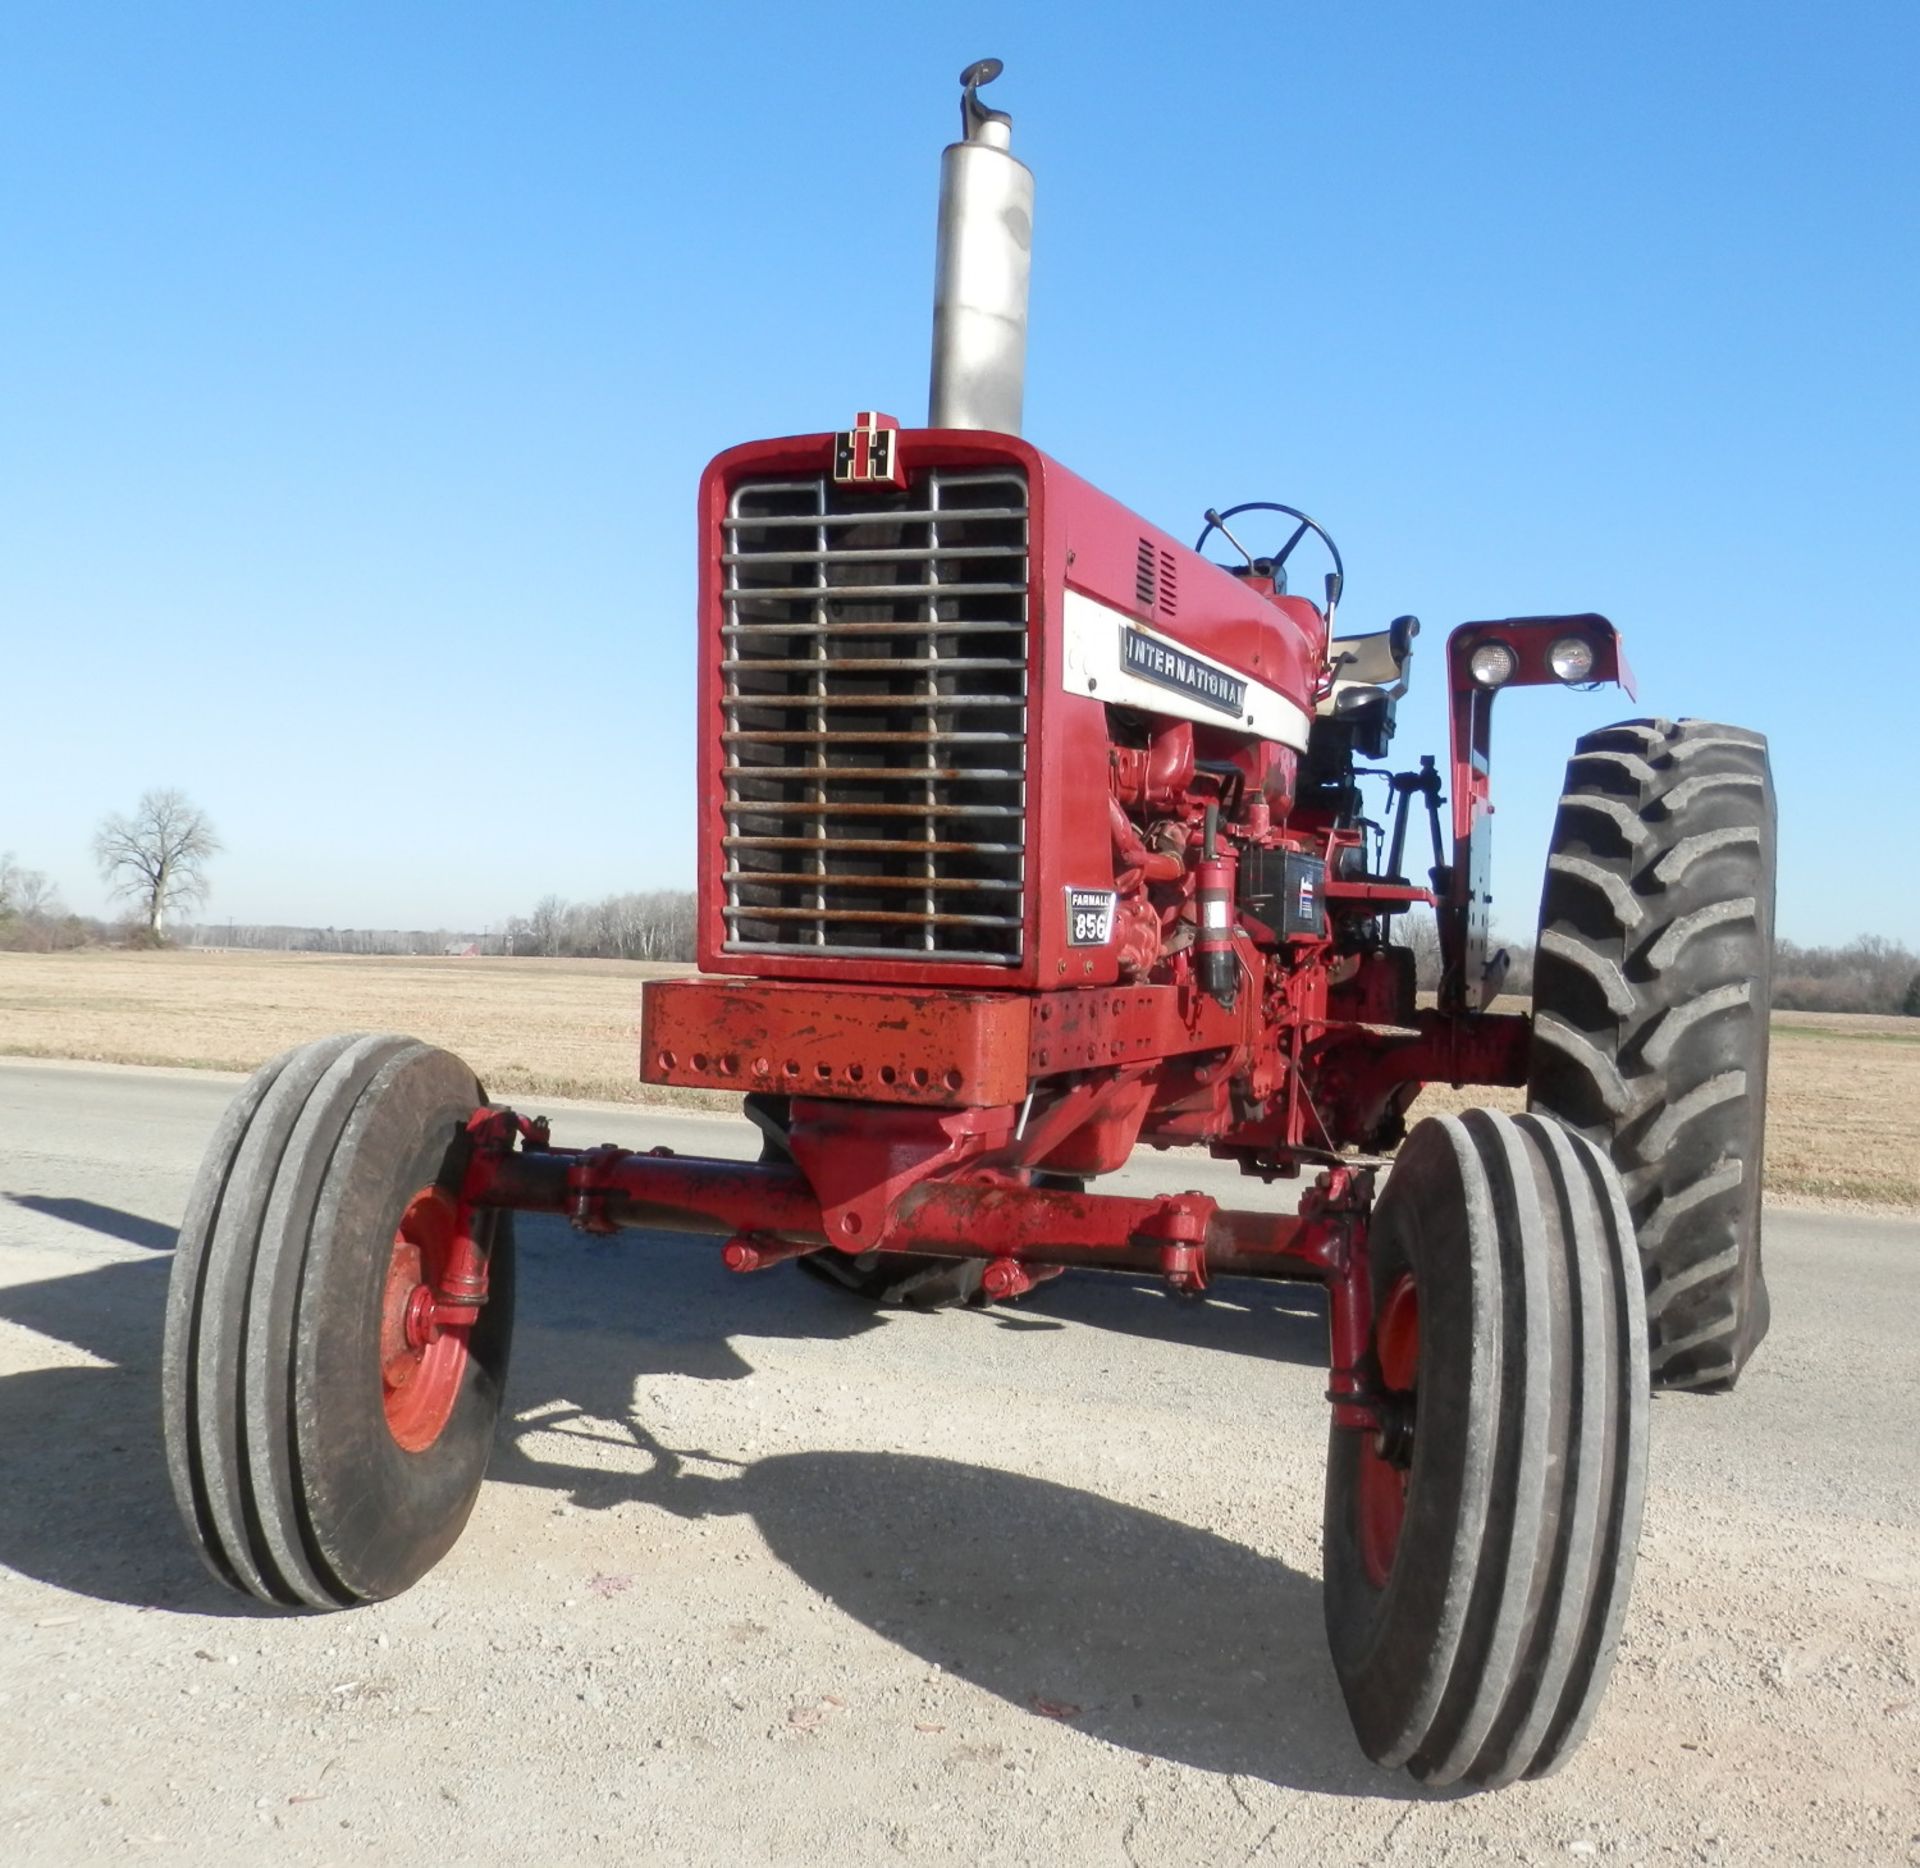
[719, 469, 1029, 964]
[1134, 538, 1178, 620]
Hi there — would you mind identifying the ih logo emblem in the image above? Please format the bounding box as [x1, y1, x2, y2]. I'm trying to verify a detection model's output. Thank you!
[832, 410, 908, 490]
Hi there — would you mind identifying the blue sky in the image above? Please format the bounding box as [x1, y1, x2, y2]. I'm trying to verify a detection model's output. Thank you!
[3, 2, 1913, 944]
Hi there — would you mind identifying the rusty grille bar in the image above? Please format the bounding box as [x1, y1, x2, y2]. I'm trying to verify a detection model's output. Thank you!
[720, 468, 1029, 964]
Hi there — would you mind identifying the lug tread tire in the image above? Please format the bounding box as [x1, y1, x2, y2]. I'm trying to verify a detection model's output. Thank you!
[1324, 1111, 1648, 1788]
[162, 1034, 514, 1607]
[1528, 717, 1775, 1391]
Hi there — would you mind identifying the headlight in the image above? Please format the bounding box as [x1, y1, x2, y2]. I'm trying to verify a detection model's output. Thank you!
[1468, 640, 1517, 688]
[1548, 635, 1596, 683]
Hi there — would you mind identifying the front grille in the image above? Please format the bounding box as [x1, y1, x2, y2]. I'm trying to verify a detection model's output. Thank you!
[719, 468, 1029, 964]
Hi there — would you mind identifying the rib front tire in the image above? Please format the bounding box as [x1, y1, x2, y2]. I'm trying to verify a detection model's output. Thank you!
[1323, 1111, 1648, 1788]
[162, 1034, 515, 1607]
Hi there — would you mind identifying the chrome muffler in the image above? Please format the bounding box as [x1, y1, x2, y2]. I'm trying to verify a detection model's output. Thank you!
[928, 59, 1034, 435]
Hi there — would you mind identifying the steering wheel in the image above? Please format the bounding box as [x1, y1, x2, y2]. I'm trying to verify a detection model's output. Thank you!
[1194, 500, 1345, 599]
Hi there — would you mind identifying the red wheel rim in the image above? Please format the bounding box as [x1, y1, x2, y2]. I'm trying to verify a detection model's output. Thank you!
[1356, 1271, 1420, 1589]
[380, 1187, 472, 1453]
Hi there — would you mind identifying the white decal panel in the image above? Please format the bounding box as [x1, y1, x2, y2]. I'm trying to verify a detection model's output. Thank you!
[1060, 589, 1311, 751]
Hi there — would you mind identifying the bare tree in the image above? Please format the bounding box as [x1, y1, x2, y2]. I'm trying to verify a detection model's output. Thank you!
[94, 788, 222, 942]
[1, 853, 49, 917]
[1400, 910, 1443, 993]
[1, 853, 68, 951]
[527, 894, 567, 958]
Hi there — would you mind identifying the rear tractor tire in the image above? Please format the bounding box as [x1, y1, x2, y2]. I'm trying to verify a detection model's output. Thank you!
[1323, 1111, 1649, 1788]
[162, 1034, 515, 1608]
[1528, 718, 1776, 1391]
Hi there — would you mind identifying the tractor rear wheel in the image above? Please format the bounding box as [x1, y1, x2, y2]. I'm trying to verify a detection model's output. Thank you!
[162, 1034, 515, 1607]
[1323, 1111, 1648, 1788]
[1528, 718, 1775, 1391]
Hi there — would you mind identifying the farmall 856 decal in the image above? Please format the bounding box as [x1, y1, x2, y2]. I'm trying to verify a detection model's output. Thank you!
[1065, 888, 1117, 946]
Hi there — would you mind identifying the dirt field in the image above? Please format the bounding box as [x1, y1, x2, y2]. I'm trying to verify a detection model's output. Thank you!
[2, 948, 1915, 1211]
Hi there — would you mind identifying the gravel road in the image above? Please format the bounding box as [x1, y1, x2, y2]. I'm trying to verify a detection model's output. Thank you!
[2, 1057, 1916, 1865]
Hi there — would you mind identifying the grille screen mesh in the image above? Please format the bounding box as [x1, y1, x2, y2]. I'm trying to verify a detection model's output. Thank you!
[720, 468, 1029, 964]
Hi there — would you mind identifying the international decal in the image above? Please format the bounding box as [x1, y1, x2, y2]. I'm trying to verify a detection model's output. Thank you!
[1120, 627, 1248, 716]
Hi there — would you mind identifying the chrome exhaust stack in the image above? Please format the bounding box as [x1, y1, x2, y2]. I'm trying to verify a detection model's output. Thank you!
[928, 60, 1034, 435]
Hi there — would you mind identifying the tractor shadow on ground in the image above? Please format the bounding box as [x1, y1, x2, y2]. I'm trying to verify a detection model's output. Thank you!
[5, 1194, 178, 1253]
[758, 1452, 1401, 1798]
[0, 1204, 243, 1615]
[515, 1441, 1406, 1798]
[0, 1203, 885, 1616]
[0, 1207, 1406, 1797]
[493, 1224, 1401, 1798]
[997, 1267, 1328, 1363]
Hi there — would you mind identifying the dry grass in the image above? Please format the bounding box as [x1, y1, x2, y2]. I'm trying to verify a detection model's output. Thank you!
[2, 949, 1914, 1211]
[1759, 1016, 1920, 1208]
[0, 948, 722, 1109]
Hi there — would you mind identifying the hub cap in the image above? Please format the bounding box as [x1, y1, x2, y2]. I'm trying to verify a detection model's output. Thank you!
[380, 1187, 471, 1452]
[1356, 1270, 1420, 1588]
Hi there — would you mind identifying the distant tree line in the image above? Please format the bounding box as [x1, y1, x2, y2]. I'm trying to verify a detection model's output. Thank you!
[173, 891, 698, 961]
[1397, 922, 1920, 1017]
[502, 891, 696, 961]
[12, 840, 1919, 1008]
[1773, 936, 1920, 1016]
[181, 924, 504, 957]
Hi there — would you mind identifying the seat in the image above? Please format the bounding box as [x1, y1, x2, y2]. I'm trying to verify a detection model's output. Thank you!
[1320, 613, 1419, 708]
[1316, 615, 1420, 760]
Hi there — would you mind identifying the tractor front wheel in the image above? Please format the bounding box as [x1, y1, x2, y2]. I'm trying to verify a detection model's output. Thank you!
[162, 1034, 515, 1608]
[1323, 1111, 1648, 1788]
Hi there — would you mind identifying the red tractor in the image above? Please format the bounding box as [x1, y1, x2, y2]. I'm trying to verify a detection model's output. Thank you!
[162, 63, 1776, 1788]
